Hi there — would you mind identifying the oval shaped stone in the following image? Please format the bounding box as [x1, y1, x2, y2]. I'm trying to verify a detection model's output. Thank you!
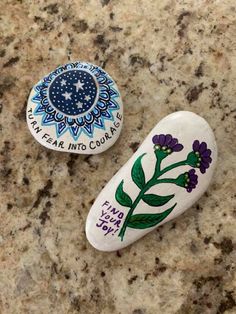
[86, 111, 217, 251]
[26, 61, 123, 154]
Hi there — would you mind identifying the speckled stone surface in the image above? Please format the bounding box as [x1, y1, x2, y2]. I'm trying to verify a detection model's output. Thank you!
[0, 1, 235, 313]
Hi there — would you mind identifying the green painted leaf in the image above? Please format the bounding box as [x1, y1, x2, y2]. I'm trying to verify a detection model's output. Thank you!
[115, 180, 133, 207]
[131, 153, 146, 189]
[127, 203, 177, 229]
[142, 193, 174, 207]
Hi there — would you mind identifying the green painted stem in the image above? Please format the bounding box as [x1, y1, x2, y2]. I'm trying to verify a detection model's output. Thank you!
[157, 160, 188, 178]
[118, 158, 189, 241]
[153, 150, 163, 175]
[156, 178, 177, 184]
[118, 178, 156, 241]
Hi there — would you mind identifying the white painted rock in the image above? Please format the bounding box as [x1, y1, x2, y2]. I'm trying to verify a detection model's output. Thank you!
[86, 111, 217, 251]
[27, 61, 123, 154]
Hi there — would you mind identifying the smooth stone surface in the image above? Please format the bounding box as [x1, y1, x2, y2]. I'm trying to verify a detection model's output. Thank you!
[27, 61, 123, 154]
[86, 111, 217, 251]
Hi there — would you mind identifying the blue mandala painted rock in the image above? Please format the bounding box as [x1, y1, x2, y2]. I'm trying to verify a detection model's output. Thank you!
[27, 61, 123, 154]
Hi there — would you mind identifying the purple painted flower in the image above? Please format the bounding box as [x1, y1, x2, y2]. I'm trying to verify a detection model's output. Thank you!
[192, 140, 212, 173]
[152, 134, 183, 154]
[185, 169, 198, 192]
[176, 169, 198, 193]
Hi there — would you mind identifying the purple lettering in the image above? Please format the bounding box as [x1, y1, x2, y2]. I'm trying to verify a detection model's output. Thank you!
[110, 207, 119, 215]
[101, 210, 107, 217]
[118, 212, 124, 219]
[114, 220, 121, 228]
[112, 229, 119, 235]
[105, 227, 114, 236]
[96, 219, 108, 228]
[102, 201, 109, 207]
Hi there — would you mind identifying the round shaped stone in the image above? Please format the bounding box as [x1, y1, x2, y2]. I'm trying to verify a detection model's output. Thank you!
[27, 61, 123, 154]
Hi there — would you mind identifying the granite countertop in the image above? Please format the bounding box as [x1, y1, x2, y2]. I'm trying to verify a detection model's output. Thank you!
[0, 1, 235, 313]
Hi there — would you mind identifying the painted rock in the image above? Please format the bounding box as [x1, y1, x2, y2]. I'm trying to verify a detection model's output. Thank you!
[86, 111, 217, 251]
[27, 61, 123, 154]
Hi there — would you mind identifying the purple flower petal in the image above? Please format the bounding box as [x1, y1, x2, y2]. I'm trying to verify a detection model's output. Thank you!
[201, 161, 210, 168]
[164, 134, 172, 145]
[190, 172, 197, 178]
[202, 156, 212, 163]
[172, 143, 183, 152]
[199, 142, 207, 153]
[152, 135, 159, 144]
[189, 169, 195, 175]
[191, 177, 198, 183]
[200, 166, 206, 173]
[185, 169, 198, 192]
[168, 138, 178, 149]
[159, 134, 166, 146]
[193, 140, 200, 151]
[202, 149, 211, 157]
